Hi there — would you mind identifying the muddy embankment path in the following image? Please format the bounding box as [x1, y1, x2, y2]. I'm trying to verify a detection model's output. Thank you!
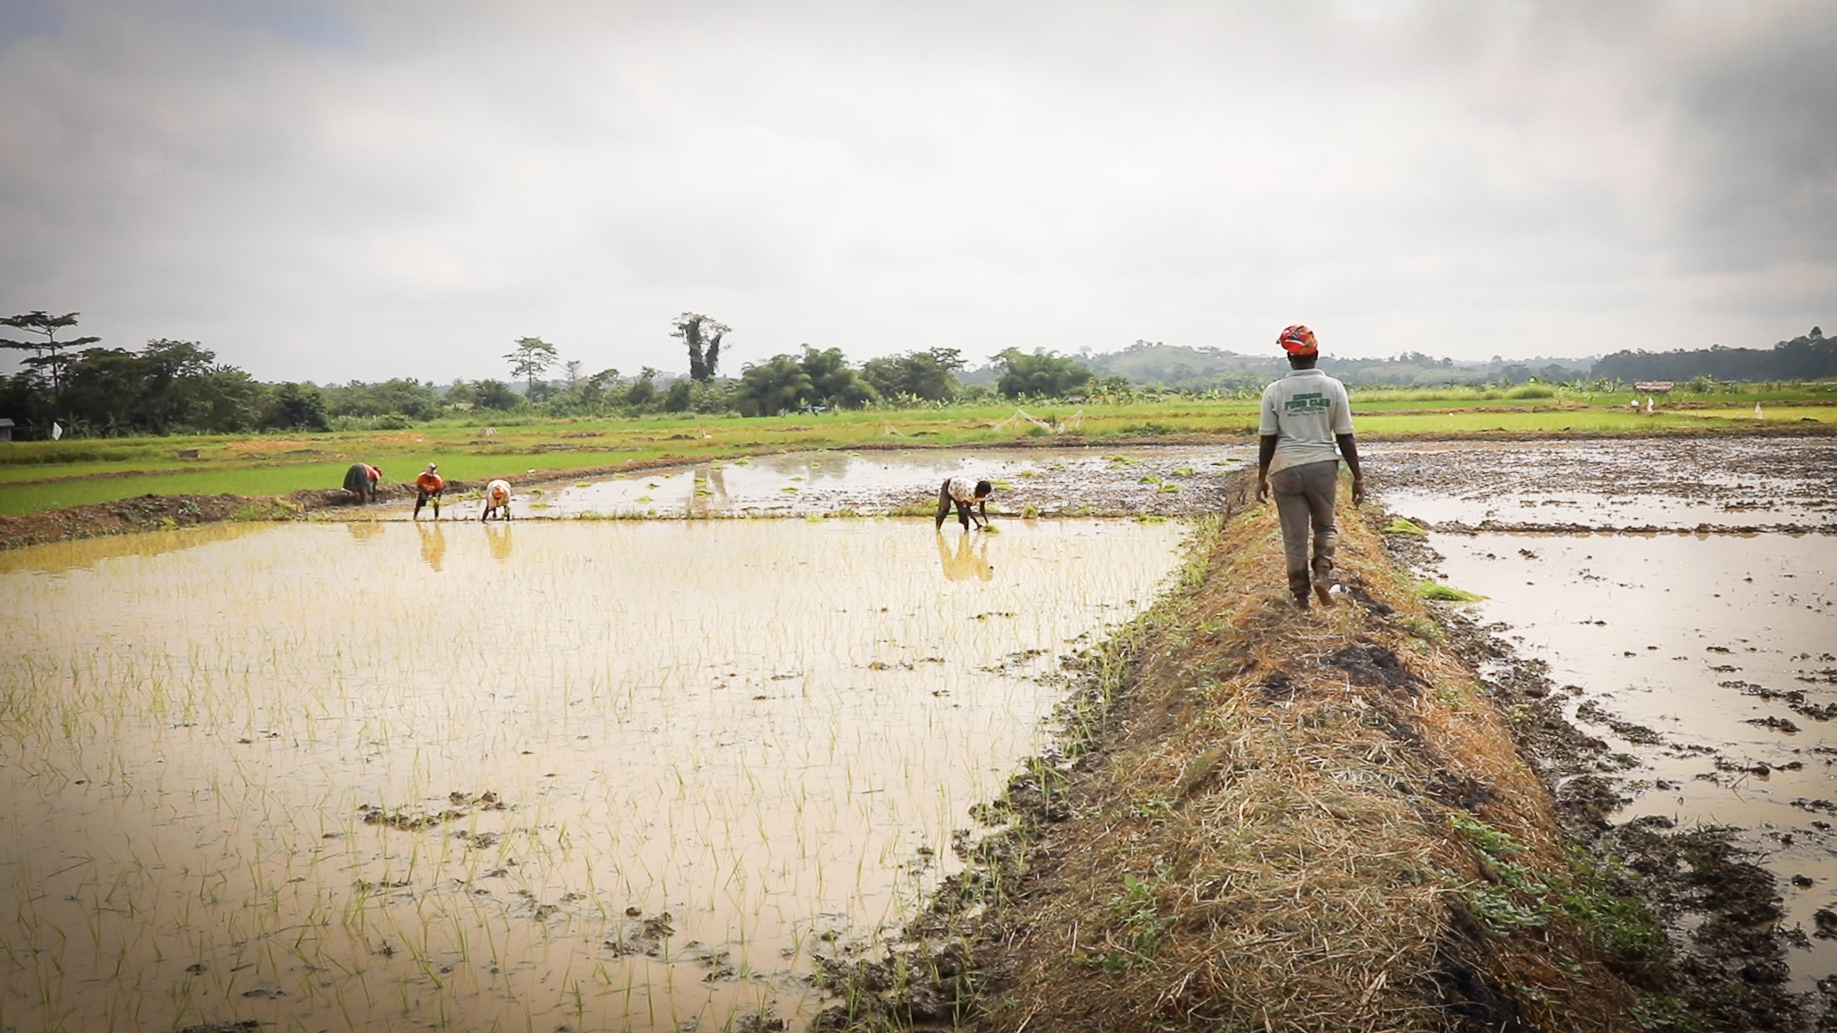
[825, 473, 1824, 1033]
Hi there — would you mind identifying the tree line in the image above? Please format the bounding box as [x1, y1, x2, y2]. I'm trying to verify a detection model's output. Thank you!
[5, 308, 1828, 440]
[1590, 328, 1833, 383]
[0, 309, 1101, 439]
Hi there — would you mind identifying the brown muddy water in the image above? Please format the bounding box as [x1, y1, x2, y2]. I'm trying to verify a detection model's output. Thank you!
[1370, 437, 1837, 991]
[0, 517, 1186, 1032]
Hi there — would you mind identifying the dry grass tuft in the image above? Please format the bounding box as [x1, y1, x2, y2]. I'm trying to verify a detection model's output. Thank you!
[955, 484, 1655, 1033]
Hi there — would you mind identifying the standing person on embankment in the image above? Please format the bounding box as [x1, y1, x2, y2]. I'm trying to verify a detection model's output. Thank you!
[1255, 325, 1363, 610]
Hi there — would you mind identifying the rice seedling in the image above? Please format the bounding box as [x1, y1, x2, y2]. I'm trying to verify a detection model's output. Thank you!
[1417, 580, 1488, 602]
[0, 517, 1187, 1031]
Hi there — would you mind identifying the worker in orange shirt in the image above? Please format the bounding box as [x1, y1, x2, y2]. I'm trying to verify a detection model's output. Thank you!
[413, 462, 446, 520]
[342, 462, 382, 503]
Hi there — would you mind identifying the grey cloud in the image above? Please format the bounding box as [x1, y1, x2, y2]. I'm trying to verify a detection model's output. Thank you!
[1, 0, 1831, 382]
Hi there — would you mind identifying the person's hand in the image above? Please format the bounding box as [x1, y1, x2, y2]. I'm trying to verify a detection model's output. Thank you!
[1256, 477, 1269, 503]
[1351, 477, 1365, 505]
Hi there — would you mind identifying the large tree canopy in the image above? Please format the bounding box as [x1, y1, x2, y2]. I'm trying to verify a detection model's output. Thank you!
[1, 310, 101, 401]
[735, 346, 881, 416]
[861, 347, 964, 402]
[994, 347, 1093, 399]
[504, 336, 559, 394]
[672, 313, 731, 382]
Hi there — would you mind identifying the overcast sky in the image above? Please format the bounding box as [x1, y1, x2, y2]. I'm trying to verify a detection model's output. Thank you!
[2, 0, 1833, 383]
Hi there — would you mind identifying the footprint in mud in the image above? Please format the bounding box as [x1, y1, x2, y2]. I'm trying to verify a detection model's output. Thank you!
[685, 944, 738, 981]
[604, 910, 675, 957]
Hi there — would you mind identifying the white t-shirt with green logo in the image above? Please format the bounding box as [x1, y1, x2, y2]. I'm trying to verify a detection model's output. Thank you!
[1258, 369, 1354, 475]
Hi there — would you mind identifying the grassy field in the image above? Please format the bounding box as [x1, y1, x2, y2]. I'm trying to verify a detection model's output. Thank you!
[2, 385, 1831, 516]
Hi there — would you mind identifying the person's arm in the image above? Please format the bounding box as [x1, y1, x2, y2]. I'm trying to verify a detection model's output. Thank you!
[1257, 435, 1278, 502]
[1337, 434, 1363, 504]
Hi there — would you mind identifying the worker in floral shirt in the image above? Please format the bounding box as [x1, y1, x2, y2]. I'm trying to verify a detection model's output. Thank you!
[934, 476, 993, 532]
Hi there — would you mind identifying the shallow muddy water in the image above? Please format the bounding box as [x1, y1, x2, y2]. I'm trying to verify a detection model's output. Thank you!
[1373, 437, 1837, 531]
[439, 445, 1251, 522]
[0, 518, 1186, 1032]
[1372, 437, 1837, 990]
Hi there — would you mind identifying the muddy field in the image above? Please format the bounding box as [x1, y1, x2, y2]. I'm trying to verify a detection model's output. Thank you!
[1367, 436, 1837, 995]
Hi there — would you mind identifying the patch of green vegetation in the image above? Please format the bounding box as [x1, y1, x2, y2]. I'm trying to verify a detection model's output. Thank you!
[1630, 994, 1700, 1032]
[1087, 865, 1173, 973]
[1506, 385, 1556, 399]
[1449, 813, 1670, 978]
[1394, 615, 1444, 642]
[1417, 581, 1487, 602]
[231, 499, 303, 522]
[1384, 517, 1430, 535]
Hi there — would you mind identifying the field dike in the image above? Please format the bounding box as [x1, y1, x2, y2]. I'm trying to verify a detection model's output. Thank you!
[815, 474, 1796, 1033]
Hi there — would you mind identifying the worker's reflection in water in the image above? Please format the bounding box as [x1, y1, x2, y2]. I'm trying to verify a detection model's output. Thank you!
[485, 522, 513, 564]
[937, 532, 994, 582]
[345, 521, 384, 543]
[416, 521, 446, 572]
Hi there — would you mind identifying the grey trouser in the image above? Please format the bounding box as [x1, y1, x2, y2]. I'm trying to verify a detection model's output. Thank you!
[1271, 460, 1339, 593]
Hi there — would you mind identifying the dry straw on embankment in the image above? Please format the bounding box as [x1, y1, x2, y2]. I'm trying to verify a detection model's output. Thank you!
[831, 482, 1671, 1033]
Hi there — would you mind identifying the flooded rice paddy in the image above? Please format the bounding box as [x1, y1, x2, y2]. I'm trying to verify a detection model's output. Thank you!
[463, 445, 1251, 521]
[1370, 437, 1837, 990]
[0, 517, 1187, 1032]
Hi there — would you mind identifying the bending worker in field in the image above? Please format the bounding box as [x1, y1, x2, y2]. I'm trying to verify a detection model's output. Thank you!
[935, 476, 994, 532]
[481, 478, 513, 521]
[413, 462, 445, 520]
[1256, 325, 1363, 610]
[343, 462, 382, 504]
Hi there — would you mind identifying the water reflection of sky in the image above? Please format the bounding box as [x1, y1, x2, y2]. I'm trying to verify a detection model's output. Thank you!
[1424, 530, 1837, 991]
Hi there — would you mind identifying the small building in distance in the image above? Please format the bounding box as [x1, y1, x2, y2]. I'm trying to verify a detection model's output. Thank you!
[0, 418, 13, 442]
[1634, 381, 1675, 394]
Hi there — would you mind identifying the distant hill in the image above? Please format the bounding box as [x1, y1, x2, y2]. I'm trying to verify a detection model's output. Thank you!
[1591, 328, 1834, 383]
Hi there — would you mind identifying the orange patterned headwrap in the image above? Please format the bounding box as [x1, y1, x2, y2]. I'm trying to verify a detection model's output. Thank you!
[1277, 325, 1318, 357]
